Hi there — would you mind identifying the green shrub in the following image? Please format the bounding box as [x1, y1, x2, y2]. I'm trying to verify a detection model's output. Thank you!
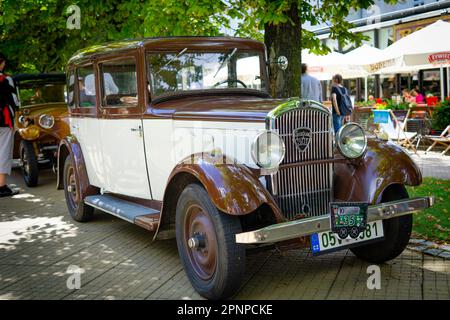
[432, 99, 450, 130]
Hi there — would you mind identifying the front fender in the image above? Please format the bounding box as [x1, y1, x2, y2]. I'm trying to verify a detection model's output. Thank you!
[334, 138, 422, 204]
[166, 153, 282, 218]
[56, 135, 96, 198]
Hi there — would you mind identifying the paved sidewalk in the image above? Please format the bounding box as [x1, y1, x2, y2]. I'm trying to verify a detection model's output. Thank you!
[410, 151, 450, 179]
[0, 155, 449, 300]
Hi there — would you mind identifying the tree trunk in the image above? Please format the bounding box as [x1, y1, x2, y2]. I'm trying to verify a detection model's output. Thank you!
[264, 2, 301, 99]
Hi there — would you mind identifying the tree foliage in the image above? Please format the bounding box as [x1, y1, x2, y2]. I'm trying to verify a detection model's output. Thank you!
[1, 1, 397, 91]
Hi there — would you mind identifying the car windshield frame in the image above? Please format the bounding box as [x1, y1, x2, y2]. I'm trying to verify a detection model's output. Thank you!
[146, 49, 269, 101]
[17, 82, 67, 108]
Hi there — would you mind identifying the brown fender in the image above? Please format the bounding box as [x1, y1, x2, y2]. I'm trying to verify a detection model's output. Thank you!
[56, 135, 97, 199]
[164, 153, 282, 218]
[334, 138, 422, 204]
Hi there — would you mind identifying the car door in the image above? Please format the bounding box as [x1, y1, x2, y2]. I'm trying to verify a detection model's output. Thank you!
[97, 55, 152, 199]
[69, 64, 107, 188]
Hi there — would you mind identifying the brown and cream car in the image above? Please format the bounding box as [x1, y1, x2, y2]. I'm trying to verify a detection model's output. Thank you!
[58, 37, 433, 299]
[14, 73, 68, 186]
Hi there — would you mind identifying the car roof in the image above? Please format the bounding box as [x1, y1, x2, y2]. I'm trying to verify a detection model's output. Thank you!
[67, 36, 265, 65]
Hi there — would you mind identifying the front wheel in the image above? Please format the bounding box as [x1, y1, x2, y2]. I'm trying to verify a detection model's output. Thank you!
[350, 186, 412, 263]
[63, 156, 93, 222]
[176, 184, 245, 299]
[20, 140, 39, 187]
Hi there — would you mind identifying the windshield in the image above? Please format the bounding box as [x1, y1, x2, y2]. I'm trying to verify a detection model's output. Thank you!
[147, 50, 266, 97]
[18, 83, 66, 107]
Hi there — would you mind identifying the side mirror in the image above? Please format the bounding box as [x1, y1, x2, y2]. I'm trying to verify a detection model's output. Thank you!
[266, 56, 288, 70]
[277, 56, 288, 70]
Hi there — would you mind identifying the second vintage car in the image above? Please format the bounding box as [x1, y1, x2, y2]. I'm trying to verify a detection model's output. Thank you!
[14, 73, 68, 186]
[58, 37, 433, 299]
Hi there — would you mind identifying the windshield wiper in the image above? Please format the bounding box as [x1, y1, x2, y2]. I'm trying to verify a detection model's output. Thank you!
[213, 48, 237, 78]
[156, 48, 188, 74]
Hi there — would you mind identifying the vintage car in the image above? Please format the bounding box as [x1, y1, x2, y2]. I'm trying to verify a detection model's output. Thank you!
[14, 73, 68, 187]
[58, 37, 433, 299]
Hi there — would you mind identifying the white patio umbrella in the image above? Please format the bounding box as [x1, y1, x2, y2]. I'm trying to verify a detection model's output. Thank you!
[366, 20, 450, 99]
[302, 49, 370, 80]
[344, 44, 383, 99]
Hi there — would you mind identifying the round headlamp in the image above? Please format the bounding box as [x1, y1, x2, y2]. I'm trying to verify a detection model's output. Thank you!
[38, 114, 55, 129]
[251, 131, 285, 169]
[336, 123, 367, 159]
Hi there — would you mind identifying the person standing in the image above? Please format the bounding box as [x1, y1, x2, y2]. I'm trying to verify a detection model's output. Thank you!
[0, 53, 19, 197]
[301, 63, 322, 103]
[331, 74, 352, 133]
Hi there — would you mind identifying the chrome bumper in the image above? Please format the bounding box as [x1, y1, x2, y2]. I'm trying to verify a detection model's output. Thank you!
[235, 197, 434, 244]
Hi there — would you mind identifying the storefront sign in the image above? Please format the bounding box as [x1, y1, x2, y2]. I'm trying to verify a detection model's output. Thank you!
[428, 52, 450, 65]
[308, 66, 324, 73]
[394, 14, 450, 41]
[368, 58, 396, 72]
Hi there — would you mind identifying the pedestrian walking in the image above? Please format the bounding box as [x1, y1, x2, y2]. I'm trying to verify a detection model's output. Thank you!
[331, 74, 353, 133]
[0, 53, 19, 197]
[301, 63, 322, 103]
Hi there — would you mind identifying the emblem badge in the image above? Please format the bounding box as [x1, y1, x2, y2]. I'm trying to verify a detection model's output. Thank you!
[293, 127, 311, 151]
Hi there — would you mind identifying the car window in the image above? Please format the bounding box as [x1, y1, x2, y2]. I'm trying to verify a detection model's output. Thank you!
[67, 69, 75, 108]
[77, 65, 96, 108]
[100, 58, 138, 107]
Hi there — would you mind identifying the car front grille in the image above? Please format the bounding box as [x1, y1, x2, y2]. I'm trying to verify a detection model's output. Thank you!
[269, 103, 333, 220]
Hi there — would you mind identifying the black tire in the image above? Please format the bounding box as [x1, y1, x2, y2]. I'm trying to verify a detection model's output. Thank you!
[20, 140, 39, 187]
[176, 184, 245, 300]
[63, 156, 93, 222]
[350, 186, 412, 263]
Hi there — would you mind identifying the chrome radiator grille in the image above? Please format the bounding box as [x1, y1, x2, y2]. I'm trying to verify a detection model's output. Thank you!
[269, 105, 333, 220]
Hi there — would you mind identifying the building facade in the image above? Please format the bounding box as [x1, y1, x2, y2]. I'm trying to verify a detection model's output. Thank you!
[308, 0, 450, 101]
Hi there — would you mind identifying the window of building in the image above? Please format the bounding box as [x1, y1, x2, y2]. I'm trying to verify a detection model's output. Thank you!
[379, 27, 394, 49]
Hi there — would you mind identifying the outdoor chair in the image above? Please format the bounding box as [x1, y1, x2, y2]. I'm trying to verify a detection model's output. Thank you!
[373, 109, 418, 154]
[424, 125, 450, 156]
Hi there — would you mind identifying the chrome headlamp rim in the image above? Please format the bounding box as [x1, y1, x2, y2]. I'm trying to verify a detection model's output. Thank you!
[336, 122, 367, 159]
[251, 130, 286, 169]
[38, 114, 55, 129]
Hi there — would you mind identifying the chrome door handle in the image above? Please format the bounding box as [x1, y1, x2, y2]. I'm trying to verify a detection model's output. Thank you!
[131, 126, 143, 137]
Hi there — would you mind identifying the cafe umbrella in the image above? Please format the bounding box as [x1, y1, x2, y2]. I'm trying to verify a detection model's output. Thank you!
[366, 20, 450, 100]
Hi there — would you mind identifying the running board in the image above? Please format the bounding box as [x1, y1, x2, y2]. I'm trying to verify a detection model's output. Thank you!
[84, 194, 160, 232]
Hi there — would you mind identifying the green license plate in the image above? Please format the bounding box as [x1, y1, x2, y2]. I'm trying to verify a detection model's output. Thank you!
[330, 202, 368, 239]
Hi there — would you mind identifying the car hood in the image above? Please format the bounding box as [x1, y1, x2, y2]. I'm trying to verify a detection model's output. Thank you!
[149, 95, 287, 122]
[19, 103, 68, 118]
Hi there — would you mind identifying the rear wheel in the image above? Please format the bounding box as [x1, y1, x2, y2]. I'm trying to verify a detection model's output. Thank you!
[176, 184, 245, 299]
[63, 156, 93, 222]
[350, 186, 412, 263]
[20, 140, 39, 187]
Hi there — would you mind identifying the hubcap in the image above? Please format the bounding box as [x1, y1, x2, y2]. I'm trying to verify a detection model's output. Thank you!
[66, 165, 79, 209]
[184, 204, 217, 281]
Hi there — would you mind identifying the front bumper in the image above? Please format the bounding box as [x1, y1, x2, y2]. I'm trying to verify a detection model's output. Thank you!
[235, 197, 434, 244]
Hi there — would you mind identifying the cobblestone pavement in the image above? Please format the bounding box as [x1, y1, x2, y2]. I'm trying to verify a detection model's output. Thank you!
[0, 153, 449, 300]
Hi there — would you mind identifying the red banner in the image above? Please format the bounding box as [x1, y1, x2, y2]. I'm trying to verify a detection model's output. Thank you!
[428, 52, 450, 65]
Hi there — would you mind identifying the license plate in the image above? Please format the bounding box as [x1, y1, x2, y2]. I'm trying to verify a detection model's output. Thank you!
[330, 202, 368, 239]
[310, 220, 384, 255]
